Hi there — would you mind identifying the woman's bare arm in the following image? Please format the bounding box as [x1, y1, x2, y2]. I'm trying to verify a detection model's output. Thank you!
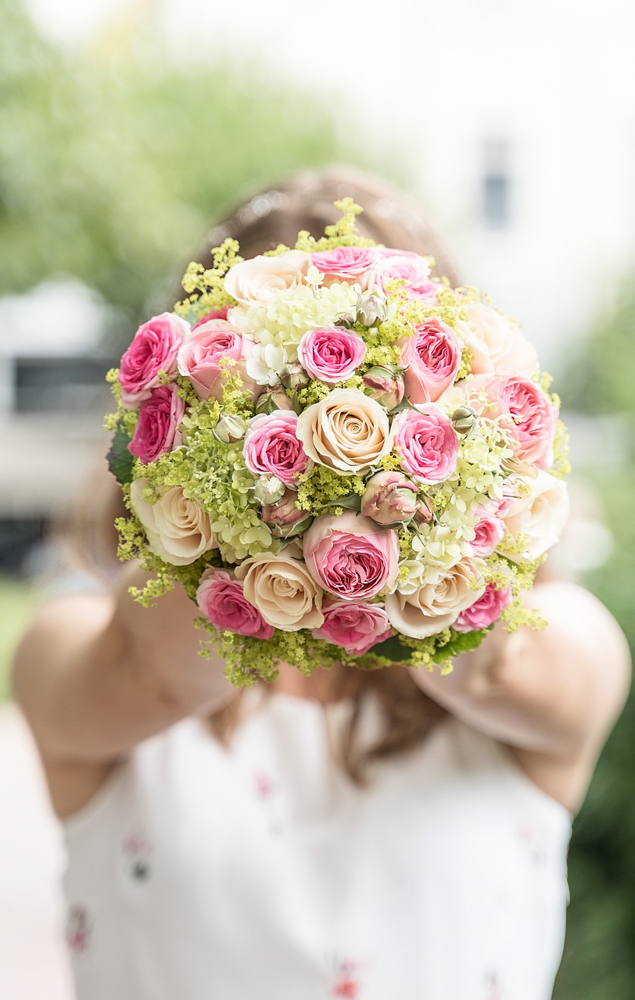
[12, 563, 234, 765]
[409, 581, 631, 809]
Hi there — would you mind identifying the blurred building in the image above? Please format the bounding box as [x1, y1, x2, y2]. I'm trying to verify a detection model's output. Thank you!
[0, 281, 115, 572]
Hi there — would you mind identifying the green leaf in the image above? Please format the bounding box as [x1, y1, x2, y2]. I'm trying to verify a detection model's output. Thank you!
[370, 634, 411, 662]
[107, 425, 135, 486]
[431, 627, 489, 663]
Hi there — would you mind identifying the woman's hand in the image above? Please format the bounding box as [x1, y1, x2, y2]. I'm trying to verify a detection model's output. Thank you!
[408, 581, 631, 810]
[12, 563, 234, 765]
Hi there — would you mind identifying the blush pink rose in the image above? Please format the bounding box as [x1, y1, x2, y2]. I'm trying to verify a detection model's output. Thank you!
[453, 583, 512, 632]
[192, 306, 229, 329]
[390, 405, 460, 484]
[297, 327, 367, 383]
[128, 384, 185, 464]
[303, 511, 399, 601]
[469, 505, 506, 557]
[401, 318, 462, 403]
[243, 411, 311, 485]
[196, 569, 274, 640]
[312, 599, 392, 656]
[493, 376, 558, 468]
[367, 249, 437, 300]
[310, 246, 378, 288]
[118, 312, 190, 409]
[177, 319, 260, 402]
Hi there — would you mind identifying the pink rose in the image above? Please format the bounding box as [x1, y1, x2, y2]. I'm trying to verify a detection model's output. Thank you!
[128, 384, 185, 464]
[494, 376, 558, 468]
[312, 599, 392, 656]
[453, 583, 512, 632]
[196, 569, 274, 640]
[303, 511, 399, 601]
[118, 312, 190, 409]
[310, 246, 378, 287]
[243, 411, 311, 485]
[390, 405, 460, 484]
[469, 505, 506, 557]
[297, 327, 367, 383]
[177, 319, 260, 403]
[367, 249, 437, 300]
[401, 318, 462, 403]
[455, 301, 538, 377]
[192, 306, 229, 329]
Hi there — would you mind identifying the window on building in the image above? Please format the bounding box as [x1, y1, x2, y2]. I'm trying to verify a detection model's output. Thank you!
[482, 139, 511, 229]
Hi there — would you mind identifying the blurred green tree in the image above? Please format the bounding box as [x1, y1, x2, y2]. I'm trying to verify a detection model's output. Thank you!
[0, 0, 387, 347]
[553, 279, 635, 999]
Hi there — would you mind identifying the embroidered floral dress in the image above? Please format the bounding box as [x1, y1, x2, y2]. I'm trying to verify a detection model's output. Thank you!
[63, 690, 571, 1000]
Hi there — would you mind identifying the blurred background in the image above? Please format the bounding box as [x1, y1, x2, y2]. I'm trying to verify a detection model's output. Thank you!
[1, 0, 634, 996]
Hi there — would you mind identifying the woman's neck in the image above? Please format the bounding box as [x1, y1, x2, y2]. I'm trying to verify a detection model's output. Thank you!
[272, 660, 355, 704]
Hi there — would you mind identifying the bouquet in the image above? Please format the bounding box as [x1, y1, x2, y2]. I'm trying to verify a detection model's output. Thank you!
[106, 199, 570, 686]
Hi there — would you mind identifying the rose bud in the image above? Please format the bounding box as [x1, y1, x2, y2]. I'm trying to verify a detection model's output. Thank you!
[252, 473, 286, 506]
[451, 406, 477, 436]
[362, 365, 405, 410]
[254, 387, 297, 415]
[355, 292, 390, 328]
[413, 495, 434, 524]
[280, 362, 311, 391]
[213, 412, 247, 444]
[361, 470, 419, 526]
[262, 489, 314, 538]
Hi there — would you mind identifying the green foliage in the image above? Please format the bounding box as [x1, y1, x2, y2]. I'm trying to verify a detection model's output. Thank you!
[0, 0, 379, 347]
[552, 280, 635, 998]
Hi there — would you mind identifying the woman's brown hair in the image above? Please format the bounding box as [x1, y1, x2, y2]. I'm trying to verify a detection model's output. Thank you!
[195, 165, 455, 784]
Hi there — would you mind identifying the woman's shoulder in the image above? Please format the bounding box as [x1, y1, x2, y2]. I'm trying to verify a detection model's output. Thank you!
[526, 580, 631, 717]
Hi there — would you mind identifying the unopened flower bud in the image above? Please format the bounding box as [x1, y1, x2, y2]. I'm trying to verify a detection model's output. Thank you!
[262, 488, 314, 538]
[254, 387, 296, 415]
[362, 365, 405, 410]
[413, 496, 434, 524]
[356, 292, 390, 328]
[253, 473, 286, 506]
[451, 406, 477, 435]
[361, 470, 418, 526]
[213, 412, 247, 444]
[280, 362, 310, 392]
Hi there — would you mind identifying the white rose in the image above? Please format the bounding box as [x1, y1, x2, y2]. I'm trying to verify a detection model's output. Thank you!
[385, 556, 486, 638]
[502, 469, 570, 562]
[295, 388, 392, 476]
[130, 479, 217, 566]
[456, 301, 538, 377]
[224, 250, 310, 305]
[234, 552, 324, 631]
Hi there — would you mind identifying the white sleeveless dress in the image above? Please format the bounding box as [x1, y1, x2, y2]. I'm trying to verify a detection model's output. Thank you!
[62, 690, 571, 1000]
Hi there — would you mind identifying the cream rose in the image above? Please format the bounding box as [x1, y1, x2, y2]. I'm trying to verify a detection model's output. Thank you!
[234, 552, 324, 631]
[456, 301, 538, 377]
[502, 469, 570, 562]
[295, 388, 392, 476]
[224, 250, 310, 305]
[385, 556, 486, 638]
[130, 479, 216, 566]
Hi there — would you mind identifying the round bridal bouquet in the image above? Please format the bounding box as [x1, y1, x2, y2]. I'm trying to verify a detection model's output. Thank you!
[105, 200, 570, 686]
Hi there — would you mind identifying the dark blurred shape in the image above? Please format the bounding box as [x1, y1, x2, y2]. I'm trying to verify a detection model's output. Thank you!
[482, 138, 511, 229]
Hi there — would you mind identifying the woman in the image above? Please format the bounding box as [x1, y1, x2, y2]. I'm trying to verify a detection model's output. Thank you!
[13, 167, 631, 1000]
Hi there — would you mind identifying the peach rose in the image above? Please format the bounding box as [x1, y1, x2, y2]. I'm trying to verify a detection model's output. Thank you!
[224, 250, 310, 305]
[385, 556, 486, 638]
[502, 469, 570, 562]
[456, 301, 538, 377]
[130, 479, 217, 566]
[234, 552, 324, 631]
[295, 388, 391, 476]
